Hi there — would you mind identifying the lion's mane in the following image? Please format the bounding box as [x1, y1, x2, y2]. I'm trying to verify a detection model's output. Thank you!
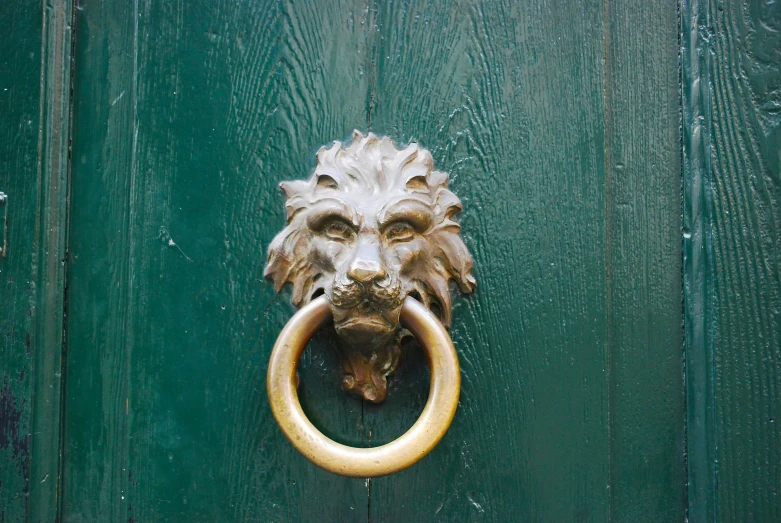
[264, 131, 475, 326]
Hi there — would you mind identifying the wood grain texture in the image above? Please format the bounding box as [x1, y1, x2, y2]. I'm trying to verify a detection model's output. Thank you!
[710, 0, 781, 517]
[64, 0, 372, 520]
[684, 0, 781, 521]
[62, 0, 686, 521]
[368, 0, 611, 519]
[0, 2, 43, 519]
[682, 0, 718, 520]
[366, 0, 683, 521]
[0, 0, 71, 521]
[604, 0, 685, 520]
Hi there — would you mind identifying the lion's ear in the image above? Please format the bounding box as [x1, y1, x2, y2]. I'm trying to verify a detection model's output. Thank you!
[405, 175, 428, 193]
[432, 229, 476, 294]
[278, 180, 311, 222]
[264, 225, 317, 306]
[279, 180, 308, 199]
[316, 174, 339, 190]
[427, 170, 449, 190]
[263, 250, 290, 292]
[264, 226, 295, 292]
[435, 189, 463, 221]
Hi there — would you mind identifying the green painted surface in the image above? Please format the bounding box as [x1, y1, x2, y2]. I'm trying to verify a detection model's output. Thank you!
[604, 1, 684, 519]
[683, 0, 781, 521]
[63, 0, 370, 520]
[682, 0, 717, 520]
[62, 0, 685, 520]
[366, 1, 684, 521]
[0, 2, 42, 518]
[17, 0, 781, 520]
[0, 0, 71, 521]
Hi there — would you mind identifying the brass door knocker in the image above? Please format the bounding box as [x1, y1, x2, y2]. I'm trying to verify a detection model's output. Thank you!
[264, 131, 475, 477]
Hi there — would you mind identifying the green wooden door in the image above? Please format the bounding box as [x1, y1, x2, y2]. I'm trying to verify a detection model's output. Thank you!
[1, 0, 779, 522]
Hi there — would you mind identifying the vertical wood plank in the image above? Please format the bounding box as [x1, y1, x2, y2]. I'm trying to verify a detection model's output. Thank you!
[682, 0, 717, 520]
[0, 1, 44, 519]
[604, 0, 686, 520]
[684, 0, 781, 521]
[366, 1, 611, 520]
[710, 0, 781, 517]
[0, 0, 71, 520]
[31, 1, 73, 520]
[64, 0, 372, 519]
[63, 1, 143, 518]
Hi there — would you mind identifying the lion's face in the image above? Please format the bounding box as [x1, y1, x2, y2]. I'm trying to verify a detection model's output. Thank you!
[300, 182, 440, 345]
[264, 131, 475, 400]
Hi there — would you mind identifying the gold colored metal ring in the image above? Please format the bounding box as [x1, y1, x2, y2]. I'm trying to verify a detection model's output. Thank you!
[267, 295, 460, 478]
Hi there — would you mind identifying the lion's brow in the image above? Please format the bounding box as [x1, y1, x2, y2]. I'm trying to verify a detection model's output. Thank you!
[306, 198, 359, 229]
[378, 197, 433, 231]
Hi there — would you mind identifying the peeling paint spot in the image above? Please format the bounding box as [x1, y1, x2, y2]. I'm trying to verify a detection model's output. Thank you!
[466, 492, 485, 513]
[0, 378, 30, 490]
[110, 90, 126, 106]
[159, 226, 193, 262]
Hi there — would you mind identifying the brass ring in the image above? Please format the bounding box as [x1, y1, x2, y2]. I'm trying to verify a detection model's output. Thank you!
[266, 295, 460, 478]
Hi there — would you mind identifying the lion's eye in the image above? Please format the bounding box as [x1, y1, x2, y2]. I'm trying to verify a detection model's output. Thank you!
[385, 221, 415, 242]
[323, 219, 355, 241]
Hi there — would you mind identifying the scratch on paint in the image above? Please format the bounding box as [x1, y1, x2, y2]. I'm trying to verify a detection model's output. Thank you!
[0, 378, 30, 484]
[159, 226, 193, 262]
[466, 492, 485, 513]
[167, 238, 193, 262]
[110, 91, 126, 106]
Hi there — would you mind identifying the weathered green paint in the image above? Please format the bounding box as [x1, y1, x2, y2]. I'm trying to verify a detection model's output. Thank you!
[0, 0, 71, 521]
[4, 0, 778, 520]
[683, 0, 781, 521]
[0, 3, 41, 516]
[366, 1, 684, 521]
[63, 0, 370, 520]
[61, 0, 685, 520]
[682, 0, 717, 520]
[604, 1, 684, 519]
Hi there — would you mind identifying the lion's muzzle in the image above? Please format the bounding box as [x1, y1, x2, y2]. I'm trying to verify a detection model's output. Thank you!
[329, 272, 402, 311]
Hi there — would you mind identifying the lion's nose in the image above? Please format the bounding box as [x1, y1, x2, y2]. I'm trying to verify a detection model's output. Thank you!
[348, 258, 386, 283]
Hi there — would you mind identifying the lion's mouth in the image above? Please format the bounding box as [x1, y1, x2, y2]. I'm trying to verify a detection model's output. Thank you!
[331, 299, 402, 343]
[337, 315, 393, 330]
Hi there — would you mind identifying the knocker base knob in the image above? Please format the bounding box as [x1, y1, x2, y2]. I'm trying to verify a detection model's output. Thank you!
[266, 296, 460, 478]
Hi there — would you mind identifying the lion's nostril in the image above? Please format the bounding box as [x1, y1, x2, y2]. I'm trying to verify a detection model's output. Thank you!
[348, 260, 386, 283]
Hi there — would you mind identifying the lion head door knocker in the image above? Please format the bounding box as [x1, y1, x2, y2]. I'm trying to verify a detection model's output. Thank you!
[264, 131, 475, 477]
